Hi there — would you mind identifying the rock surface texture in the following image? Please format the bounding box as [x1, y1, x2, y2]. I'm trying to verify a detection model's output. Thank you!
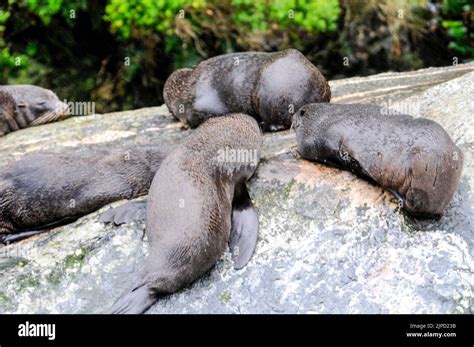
[0, 63, 472, 313]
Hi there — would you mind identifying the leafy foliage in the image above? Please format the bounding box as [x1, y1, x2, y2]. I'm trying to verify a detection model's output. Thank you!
[440, 0, 473, 56]
[104, 0, 206, 39]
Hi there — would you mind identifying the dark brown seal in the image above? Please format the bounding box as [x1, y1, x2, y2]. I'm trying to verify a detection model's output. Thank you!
[0, 146, 170, 243]
[0, 85, 68, 136]
[293, 103, 464, 217]
[110, 113, 262, 314]
[0, 91, 17, 136]
[164, 49, 330, 131]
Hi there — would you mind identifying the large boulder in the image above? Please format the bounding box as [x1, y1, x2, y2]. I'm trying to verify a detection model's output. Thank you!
[0, 63, 472, 313]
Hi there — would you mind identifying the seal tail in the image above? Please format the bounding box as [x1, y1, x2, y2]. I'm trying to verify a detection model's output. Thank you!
[109, 283, 157, 314]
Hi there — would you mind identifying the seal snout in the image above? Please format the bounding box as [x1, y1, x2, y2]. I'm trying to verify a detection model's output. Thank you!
[55, 100, 70, 117]
[29, 100, 70, 126]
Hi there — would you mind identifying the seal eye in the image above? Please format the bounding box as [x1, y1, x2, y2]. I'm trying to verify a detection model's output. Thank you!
[37, 101, 46, 106]
[17, 103, 27, 108]
[300, 110, 305, 116]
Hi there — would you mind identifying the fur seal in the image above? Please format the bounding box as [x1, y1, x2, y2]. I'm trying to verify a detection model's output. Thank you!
[0, 91, 17, 136]
[293, 103, 464, 217]
[164, 49, 330, 131]
[0, 146, 170, 243]
[109, 113, 262, 314]
[0, 85, 68, 136]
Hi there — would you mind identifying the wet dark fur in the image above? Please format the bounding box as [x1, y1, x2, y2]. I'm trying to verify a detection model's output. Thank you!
[0, 146, 170, 237]
[0, 85, 68, 136]
[293, 103, 464, 217]
[164, 49, 330, 131]
[110, 114, 262, 313]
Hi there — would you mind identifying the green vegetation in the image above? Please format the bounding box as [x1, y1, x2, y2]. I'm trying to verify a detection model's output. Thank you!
[64, 246, 87, 269]
[219, 289, 232, 304]
[0, 0, 472, 112]
[441, 0, 473, 55]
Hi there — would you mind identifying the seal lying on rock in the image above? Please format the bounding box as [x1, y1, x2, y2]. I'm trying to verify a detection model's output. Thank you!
[164, 49, 330, 131]
[293, 103, 463, 217]
[0, 146, 170, 243]
[109, 113, 262, 314]
[0, 85, 68, 136]
[0, 91, 17, 136]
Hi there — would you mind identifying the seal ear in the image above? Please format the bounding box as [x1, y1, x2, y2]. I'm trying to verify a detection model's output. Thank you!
[229, 180, 259, 270]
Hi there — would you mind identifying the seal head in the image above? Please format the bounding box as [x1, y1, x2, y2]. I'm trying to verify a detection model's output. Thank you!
[0, 85, 68, 136]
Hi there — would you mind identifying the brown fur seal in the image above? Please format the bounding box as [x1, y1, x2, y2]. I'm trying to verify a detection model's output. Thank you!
[0, 146, 170, 243]
[0, 91, 17, 136]
[293, 103, 463, 217]
[164, 49, 330, 131]
[0, 85, 68, 136]
[109, 113, 262, 314]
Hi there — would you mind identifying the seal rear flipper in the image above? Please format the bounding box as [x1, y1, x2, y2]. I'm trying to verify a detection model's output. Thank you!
[109, 283, 157, 314]
[229, 181, 259, 270]
[100, 201, 147, 226]
[0, 215, 83, 244]
[0, 229, 47, 244]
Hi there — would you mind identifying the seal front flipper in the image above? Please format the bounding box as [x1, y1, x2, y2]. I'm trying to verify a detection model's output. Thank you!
[100, 201, 147, 226]
[229, 180, 259, 270]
